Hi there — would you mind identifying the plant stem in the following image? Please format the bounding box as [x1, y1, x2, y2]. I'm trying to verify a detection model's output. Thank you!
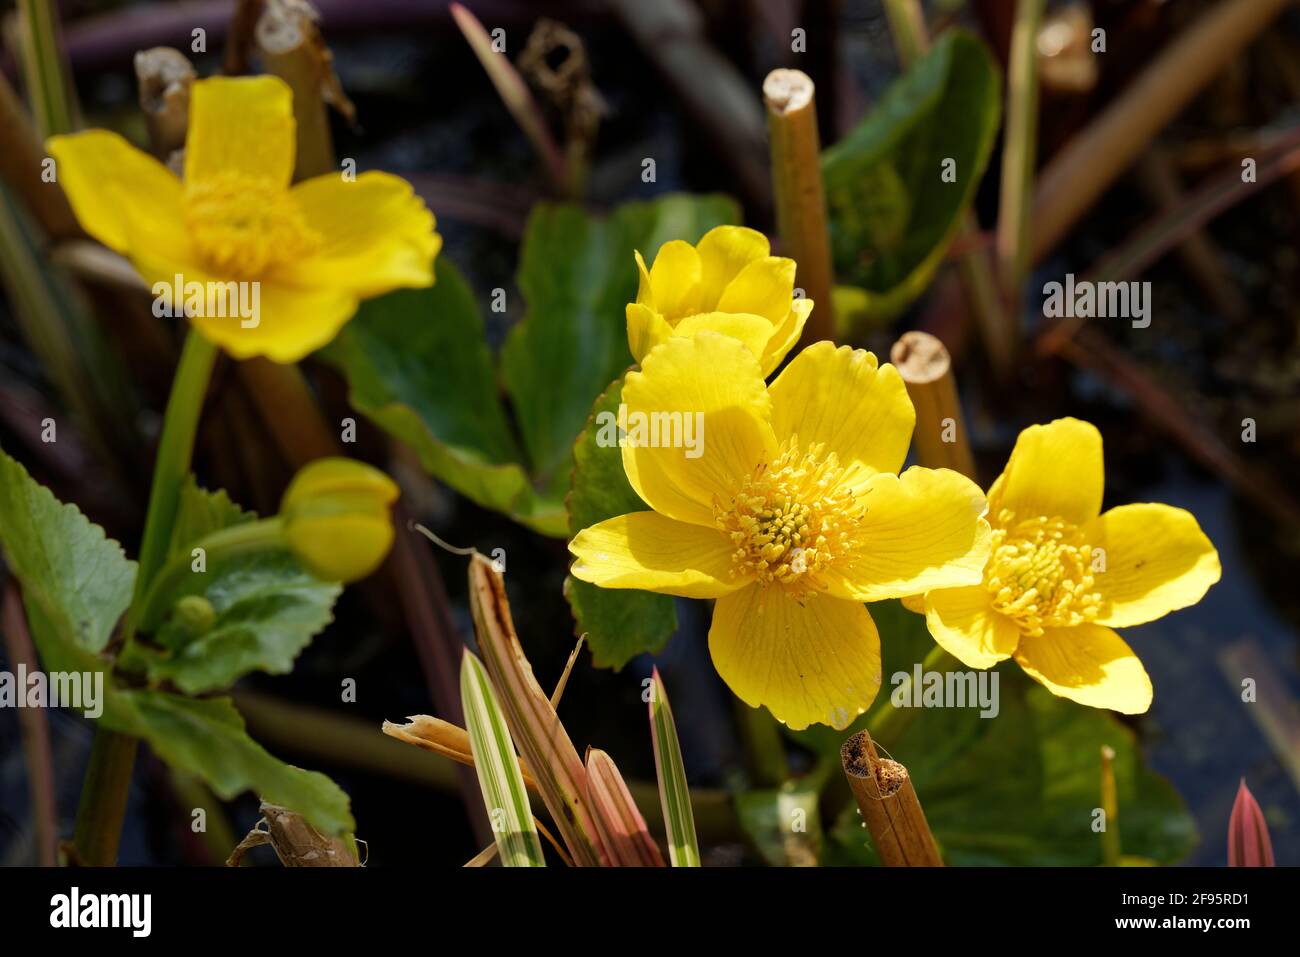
[870, 644, 954, 748]
[15, 0, 81, 138]
[1031, 0, 1293, 263]
[763, 68, 837, 345]
[882, 0, 927, 68]
[889, 331, 978, 481]
[841, 728, 943, 866]
[130, 329, 219, 617]
[734, 698, 789, 787]
[1099, 744, 1121, 866]
[73, 329, 218, 867]
[995, 0, 1044, 297]
[71, 729, 137, 866]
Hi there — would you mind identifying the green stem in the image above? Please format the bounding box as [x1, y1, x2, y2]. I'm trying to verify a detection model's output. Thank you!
[74, 329, 218, 867]
[734, 699, 789, 787]
[870, 644, 955, 748]
[129, 330, 219, 623]
[996, 0, 1046, 296]
[72, 729, 137, 866]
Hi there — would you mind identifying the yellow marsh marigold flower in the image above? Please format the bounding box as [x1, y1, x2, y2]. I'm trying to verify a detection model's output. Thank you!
[911, 418, 1220, 714]
[627, 226, 813, 377]
[47, 75, 440, 363]
[569, 334, 991, 730]
[281, 457, 399, 583]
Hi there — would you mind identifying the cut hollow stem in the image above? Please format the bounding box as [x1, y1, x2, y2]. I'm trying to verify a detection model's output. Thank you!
[841, 728, 943, 866]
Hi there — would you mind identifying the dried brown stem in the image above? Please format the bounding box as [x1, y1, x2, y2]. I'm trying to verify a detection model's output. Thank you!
[134, 47, 195, 163]
[890, 331, 977, 481]
[841, 729, 943, 866]
[1, 583, 59, 866]
[0, 70, 81, 240]
[1030, 0, 1293, 263]
[764, 68, 836, 345]
[255, 0, 354, 181]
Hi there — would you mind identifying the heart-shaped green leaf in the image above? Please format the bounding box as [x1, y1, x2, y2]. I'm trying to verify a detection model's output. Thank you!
[823, 29, 1001, 329]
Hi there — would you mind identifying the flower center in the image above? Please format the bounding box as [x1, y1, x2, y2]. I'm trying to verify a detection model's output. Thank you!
[715, 439, 862, 599]
[985, 510, 1102, 636]
[184, 173, 320, 278]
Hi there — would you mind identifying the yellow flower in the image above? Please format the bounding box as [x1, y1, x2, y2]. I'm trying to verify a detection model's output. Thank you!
[569, 334, 991, 730]
[912, 418, 1220, 714]
[627, 226, 813, 377]
[281, 457, 400, 583]
[47, 75, 440, 363]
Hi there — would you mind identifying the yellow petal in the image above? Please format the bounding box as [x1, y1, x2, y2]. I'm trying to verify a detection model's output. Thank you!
[757, 297, 812, 376]
[46, 130, 186, 257]
[569, 511, 746, 598]
[1014, 623, 1153, 713]
[1086, 503, 1220, 627]
[696, 225, 769, 307]
[622, 332, 776, 526]
[626, 302, 674, 366]
[824, 467, 990, 601]
[184, 76, 295, 189]
[709, 584, 881, 731]
[673, 311, 774, 361]
[185, 278, 358, 363]
[988, 418, 1103, 525]
[717, 256, 796, 324]
[768, 342, 915, 489]
[923, 586, 1020, 668]
[646, 239, 702, 319]
[277, 172, 439, 296]
[900, 594, 925, 614]
[281, 457, 400, 582]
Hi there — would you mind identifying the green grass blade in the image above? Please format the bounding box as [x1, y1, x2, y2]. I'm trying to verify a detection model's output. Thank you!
[460, 651, 546, 867]
[15, 0, 81, 137]
[649, 668, 700, 867]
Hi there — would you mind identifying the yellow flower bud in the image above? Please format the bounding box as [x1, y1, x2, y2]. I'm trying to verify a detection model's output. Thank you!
[280, 458, 400, 583]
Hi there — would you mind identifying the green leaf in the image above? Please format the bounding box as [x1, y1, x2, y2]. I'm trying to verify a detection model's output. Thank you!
[167, 476, 254, 555]
[565, 375, 677, 669]
[0, 443, 135, 656]
[461, 651, 546, 867]
[502, 193, 739, 482]
[822, 29, 1000, 328]
[803, 600, 1197, 866]
[324, 195, 738, 538]
[136, 551, 341, 694]
[322, 262, 562, 535]
[107, 690, 354, 836]
[648, 669, 700, 867]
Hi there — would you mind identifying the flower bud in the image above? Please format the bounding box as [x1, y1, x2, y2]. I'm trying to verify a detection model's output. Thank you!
[280, 458, 399, 583]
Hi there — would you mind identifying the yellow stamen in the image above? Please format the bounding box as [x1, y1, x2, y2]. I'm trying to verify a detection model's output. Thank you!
[184, 173, 320, 278]
[714, 438, 863, 600]
[986, 509, 1101, 636]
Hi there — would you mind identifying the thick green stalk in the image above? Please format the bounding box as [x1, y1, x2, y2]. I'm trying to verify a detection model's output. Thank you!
[129, 330, 219, 617]
[71, 729, 137, 866]
[74, 329, 218, 867]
